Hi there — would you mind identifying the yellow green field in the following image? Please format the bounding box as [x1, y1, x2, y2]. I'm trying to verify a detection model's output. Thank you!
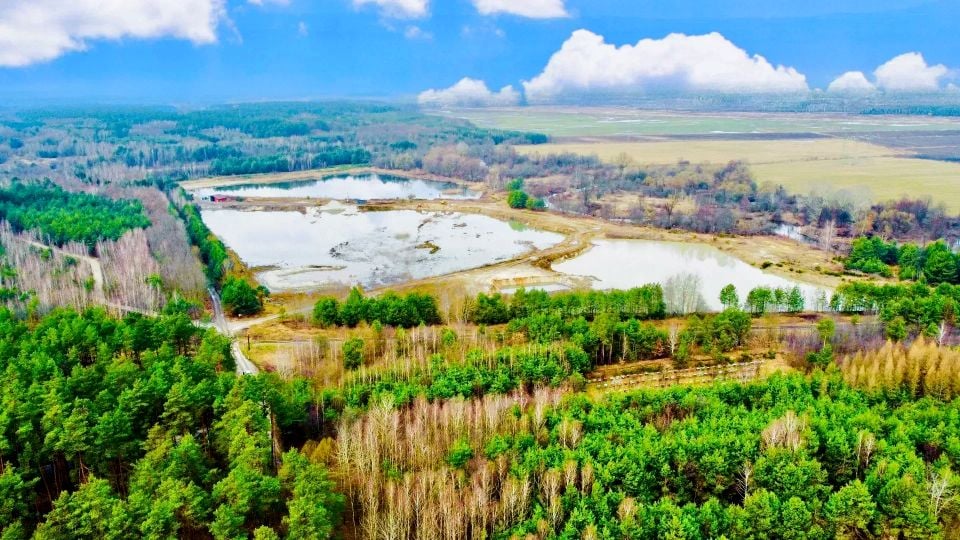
[752, 157, 960, 210]
[452, 107, 960, 137]
[517, 139, 960, 211]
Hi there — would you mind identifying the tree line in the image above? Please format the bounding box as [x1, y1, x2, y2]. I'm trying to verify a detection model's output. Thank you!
[173, 192, 268, 316]
[208, 146, 371, 176]
[830, 281, 960, 341]
[846, 236, 960, 284]
[312, 287, 442, 328]
[314, 286, 758, 376]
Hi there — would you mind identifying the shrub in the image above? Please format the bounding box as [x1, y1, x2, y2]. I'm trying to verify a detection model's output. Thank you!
[446, 439, 474, 469]
[221, 276, 266, 316]
[312, 297, 340, 327]
[525, 197, 546, 211]
[507, 190, 529, 209]
[342, 337, 364, 370]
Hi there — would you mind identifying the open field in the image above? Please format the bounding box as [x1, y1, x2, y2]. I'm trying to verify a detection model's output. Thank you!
[451, 107, 960, 138]
[518, 139, 960, 211]
[517, 138, 902, 165]
[752, 157, 960, 208]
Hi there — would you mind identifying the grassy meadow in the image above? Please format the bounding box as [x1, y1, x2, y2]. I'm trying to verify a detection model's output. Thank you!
[453, 107, 960, 137]
[517, 139, 960, 211]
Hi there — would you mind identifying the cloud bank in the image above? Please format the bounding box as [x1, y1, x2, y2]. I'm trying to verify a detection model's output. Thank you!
[875, 52, 948, 91]
[354, 0, 568, 20]
[471, 0, 569, 19]
[0, 0, 226, 67]
[827, 52, 951, 93]
[353, 0, 429, 19]
[522, 30, 809, 102]
[418, 78, 520, 107]
[827, 71, 876, 93]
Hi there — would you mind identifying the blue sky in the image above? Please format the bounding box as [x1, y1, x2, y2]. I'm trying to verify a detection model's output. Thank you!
[0, 0, 956, 104]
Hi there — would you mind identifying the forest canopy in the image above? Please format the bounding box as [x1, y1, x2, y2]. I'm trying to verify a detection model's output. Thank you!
[0, 181, 150, 249]
[0, 307, 343, 538]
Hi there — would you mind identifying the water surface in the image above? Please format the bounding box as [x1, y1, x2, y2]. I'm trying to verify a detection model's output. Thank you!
[192, 173, 480, 200]
[553, 239, 829, 312]
[201, 203, 562, 291]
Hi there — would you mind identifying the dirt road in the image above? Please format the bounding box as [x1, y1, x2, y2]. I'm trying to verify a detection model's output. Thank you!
[11, 237, 158, 316]
[209, 288, 259, 375]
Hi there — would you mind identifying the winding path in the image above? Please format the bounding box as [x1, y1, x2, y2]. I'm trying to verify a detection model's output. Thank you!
[208, 288, 259, 375]
[13, 237, 154, 316]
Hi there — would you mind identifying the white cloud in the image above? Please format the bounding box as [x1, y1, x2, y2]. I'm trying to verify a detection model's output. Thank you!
[418, 78, 520, 108]
[472, 0, 569, 19]
[353, 0, 429, 19]
[522, 30, 808, 102]
[874, 52, 948, 91]
[827, 71, 876, 93]
[297, 21, 309, 37]
[0, 0, 227, 67]
[461, 24, 505, 39]
[404, 25, 433, 40]
[248, 0, 290, 5]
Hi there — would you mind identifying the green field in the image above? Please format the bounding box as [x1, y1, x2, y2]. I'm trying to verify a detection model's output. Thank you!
[517, 139, 901, 164]
[452, 107, 960, 138]
[464, 107, 960, 211]
[752, 156, 960, 210]
[517, 138, 960, 211]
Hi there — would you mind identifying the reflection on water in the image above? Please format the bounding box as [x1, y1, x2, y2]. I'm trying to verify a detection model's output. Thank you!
[200, 204, 562, 291]
[191, 174, 480, 200]
[553, 239, 829, 312]
[773, 223, 821, 247]
[508, 220, 529, 232]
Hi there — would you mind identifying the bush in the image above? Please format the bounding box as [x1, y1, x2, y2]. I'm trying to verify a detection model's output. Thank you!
[446, 439, 474, 469]
[886, 317, 907, 342]
[342, 337, 364, 370]
[312, 297, 340, 327]
[471, 293, 511, 325]
[525, 197, 546, 210]
[220, 276, 266, 316]
[507, 190, 529, 209]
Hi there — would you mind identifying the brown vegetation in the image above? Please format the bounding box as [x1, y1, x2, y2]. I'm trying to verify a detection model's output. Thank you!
[841, 338, 960, 399]
[331, 388, 569, 540]
[0, 223, 96, 312]
[97, 229, 163, 313]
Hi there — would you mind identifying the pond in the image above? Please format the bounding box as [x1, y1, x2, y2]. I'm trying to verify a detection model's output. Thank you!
[773, 223, 820, 247]
[200, 203, 562, 291]
[190, 173, 480, 200]
[552, 239, 829, 312]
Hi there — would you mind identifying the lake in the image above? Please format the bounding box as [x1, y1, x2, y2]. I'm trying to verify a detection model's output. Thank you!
[191, 173, 480, 200]
[200, 203, 562, 291]
[553, 239, 829, 312]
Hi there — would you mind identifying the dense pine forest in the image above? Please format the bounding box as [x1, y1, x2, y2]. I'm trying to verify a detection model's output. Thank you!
[0, 181, 150, 251]
[0, 307, 342, 538]
[5, 305, 960, 538]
